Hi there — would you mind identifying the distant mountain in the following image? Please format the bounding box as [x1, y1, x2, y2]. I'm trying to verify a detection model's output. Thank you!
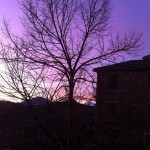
[0, 100, 14, 106]
[84, 100, 96, 106]
[21, 97, 49, 106]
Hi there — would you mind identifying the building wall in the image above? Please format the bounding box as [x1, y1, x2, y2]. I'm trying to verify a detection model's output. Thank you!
[96, 70, 150, 145]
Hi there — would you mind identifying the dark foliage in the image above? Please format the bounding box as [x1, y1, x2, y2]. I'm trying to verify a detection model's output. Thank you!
[0, 101, 96, 150]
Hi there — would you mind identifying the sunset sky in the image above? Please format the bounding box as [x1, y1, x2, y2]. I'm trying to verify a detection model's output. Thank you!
[113, 0, 150, 59]
[0, 0, 149, 60]
[0, 0, 149, 101]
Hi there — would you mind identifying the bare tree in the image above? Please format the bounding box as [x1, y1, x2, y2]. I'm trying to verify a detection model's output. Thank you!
[0, 45, 70, 149]
[0, 0, 142, 149]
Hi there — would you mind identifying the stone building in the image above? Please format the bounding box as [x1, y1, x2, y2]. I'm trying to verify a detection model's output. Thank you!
[94, 55, 150, 147]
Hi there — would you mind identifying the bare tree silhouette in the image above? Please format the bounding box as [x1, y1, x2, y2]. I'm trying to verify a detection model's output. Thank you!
[0, 0, 142, 149]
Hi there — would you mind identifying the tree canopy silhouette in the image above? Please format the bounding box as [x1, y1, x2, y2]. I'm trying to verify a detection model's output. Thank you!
[0, 0, 142, 149]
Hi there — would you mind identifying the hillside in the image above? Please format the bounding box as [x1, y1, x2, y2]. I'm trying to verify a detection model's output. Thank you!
[0, 101, 96, 150]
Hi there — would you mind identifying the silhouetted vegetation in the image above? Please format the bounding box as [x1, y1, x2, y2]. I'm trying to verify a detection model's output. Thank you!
[0, 101, 96, 150]
[0, 0, 143, 149]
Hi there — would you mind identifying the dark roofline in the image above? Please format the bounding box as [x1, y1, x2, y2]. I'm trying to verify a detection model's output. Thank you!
[94, 67, 150, 72]
[94, 59, 150, 72]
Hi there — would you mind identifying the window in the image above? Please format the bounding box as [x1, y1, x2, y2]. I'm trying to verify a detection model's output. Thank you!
[109, 102, 118, 119]
[143, 132, 150, 144]
[148, 74, 150, 88]
[148, 104, 150, 120]
[109, 74, 117, 89]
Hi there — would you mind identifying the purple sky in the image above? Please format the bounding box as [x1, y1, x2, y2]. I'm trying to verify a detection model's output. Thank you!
[0, 0, 149, 60]
[113, 0, 150, 59]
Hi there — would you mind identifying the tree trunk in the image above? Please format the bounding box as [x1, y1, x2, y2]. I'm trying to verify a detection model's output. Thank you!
[67, 75, 75, 150]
